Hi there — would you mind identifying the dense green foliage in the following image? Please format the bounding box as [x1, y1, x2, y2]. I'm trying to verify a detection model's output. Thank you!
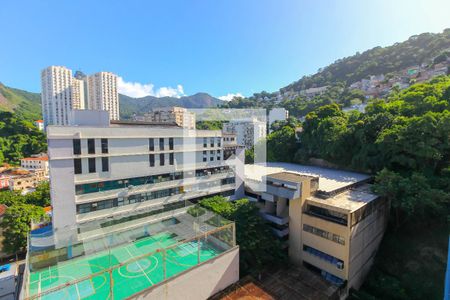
[195, 120, 224, 130]
[0, 111, 47, 164]
[0, 181, 50, 253]
[282, 29, 450, 92]
[292, 76, 450, 299]
[1, 204, 46, 253]
[199, 196, 287, 275]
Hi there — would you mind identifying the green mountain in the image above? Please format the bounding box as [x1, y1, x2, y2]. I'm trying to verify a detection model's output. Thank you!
[0, 82, 224, 121]
[0, 83, 42, 120]
[119, 92, 224, 119]
[281, 28, 450, 93]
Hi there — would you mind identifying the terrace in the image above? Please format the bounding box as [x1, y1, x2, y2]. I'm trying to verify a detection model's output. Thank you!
[21, 209, 236, 300]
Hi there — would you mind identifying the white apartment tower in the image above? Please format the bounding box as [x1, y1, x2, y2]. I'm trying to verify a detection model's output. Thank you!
[87, 72, 120, 120]
[223, 118, 267, 149]
[41, 66, 119, 127]
[72, 78, 86, 111]
[41, 66, 82, 127]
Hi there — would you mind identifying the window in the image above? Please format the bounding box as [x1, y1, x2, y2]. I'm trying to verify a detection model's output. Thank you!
[101, 139, 108, 153]
[217, 137, 221, 147]
[210, 137, 214, 147]
[203, 157, 207, 162]
[160, 153, 165, 166]
[88, 139, 95, 154]
[149, 154, 155, 167]
[149, 138, 154, 151]
[88, 158, 96, 173]
[169, 153, 174, 165]
[74, 158, 82, 174]
[203, 137, 207, 147]
[169, 138, 174, 150]
[159, 138, 164, 150]
[102, 157, 109, 172]
[217, 150, 221, 161]
[210, 156, 214, 161]
[73, 139, 81, 155]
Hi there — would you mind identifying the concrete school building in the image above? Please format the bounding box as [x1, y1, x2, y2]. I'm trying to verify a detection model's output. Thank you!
[244, 163, 389, 296]
[21, 110, 245, 300]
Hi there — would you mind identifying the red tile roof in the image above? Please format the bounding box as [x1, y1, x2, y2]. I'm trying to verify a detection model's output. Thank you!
[35, 120, 44, 123]
[0, 204, 7, 217]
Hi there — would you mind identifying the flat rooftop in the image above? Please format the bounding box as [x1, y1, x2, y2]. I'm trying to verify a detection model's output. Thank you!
[245, 162, 371, 193]
[307, 184, 378, 212]
[25, 210, 235, 300]
[267, 172, 317, 183]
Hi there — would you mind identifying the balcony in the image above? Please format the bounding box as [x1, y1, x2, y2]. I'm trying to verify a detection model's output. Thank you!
[271, 226, 289, 237]
[266, 184, 298, 199]
[261, 212, 289, 225]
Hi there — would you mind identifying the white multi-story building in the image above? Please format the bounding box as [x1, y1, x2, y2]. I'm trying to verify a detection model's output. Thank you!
[141, 106, 196, 129]
[87, 72, 120, 120]
[223, 118, 267, 150]
[41, 66, 79, 127]
[20, 155, 49, 176]
[22, 111, 243, 300]
[47, 110, 244, 235]
[268, 108, 289, 132]
[41, 66, 119, 127]
[72, 78, 86, 110]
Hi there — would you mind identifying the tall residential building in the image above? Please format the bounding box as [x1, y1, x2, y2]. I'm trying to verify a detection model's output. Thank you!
[87, 72, 120, 120]
[245, 163, 389, 297]
[140, 106, 196, 129]
[41, 66, 119, 127]
[22, 110, 243, 300]
[41, 66, 79, 127]
[223, 118, 267, 149]
[72, 78, 86, 111]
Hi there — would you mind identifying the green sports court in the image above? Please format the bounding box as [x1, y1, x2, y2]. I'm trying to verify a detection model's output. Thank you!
[26, 230, 228, 300]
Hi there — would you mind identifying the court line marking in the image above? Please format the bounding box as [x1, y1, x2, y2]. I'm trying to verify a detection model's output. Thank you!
[125, 247, 154, 285]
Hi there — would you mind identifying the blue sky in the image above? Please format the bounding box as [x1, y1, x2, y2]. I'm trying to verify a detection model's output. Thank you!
[1, 0, 450, 99]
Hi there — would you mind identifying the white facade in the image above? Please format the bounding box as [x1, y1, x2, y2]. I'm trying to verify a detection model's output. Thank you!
[41, 66, 119, 127]
[87, 72, 120, 120]
[41, 66, 79, 127]
[268, 108, 289, 132]
[223, 119, 267, 150]
[20, 156, 49, 176]
[47, 111, 244, 236]
[34, 120, 44, 131]
[142, 107, 196, 129]
[72, 78, 86, 110]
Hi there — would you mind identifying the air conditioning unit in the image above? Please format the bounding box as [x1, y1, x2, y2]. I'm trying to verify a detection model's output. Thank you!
[336, 261, 344, 269]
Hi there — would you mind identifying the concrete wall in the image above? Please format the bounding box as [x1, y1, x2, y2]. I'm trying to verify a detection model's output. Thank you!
[131, 247, 239, 300]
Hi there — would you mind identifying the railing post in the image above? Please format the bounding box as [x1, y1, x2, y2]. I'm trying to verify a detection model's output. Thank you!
[109, 269, 114, 300]
[163, 249, 167, 280]
[197, 236, 201, 264]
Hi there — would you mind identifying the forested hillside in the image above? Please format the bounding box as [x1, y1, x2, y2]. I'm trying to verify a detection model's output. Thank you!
[0, 112, 47, 164]
[0, 83, 41, 120]
[119, 92, 223, 119]
[282, 29, 450, 92]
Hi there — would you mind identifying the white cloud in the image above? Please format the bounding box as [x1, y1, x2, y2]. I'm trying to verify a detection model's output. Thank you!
[117, 77, 185, 98]
[218, 93, 244, 101]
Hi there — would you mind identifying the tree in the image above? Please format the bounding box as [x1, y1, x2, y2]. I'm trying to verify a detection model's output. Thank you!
[266, 126, 297, 162]
[200, 196, 287, 274]
[25, 181, 51, 207]
[2, 204, 46, 253]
